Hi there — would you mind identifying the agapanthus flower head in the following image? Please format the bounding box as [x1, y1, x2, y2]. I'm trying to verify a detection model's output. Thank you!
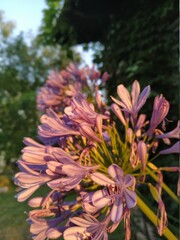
[111, 80, 150, 122]
[15, 65, 179, 240]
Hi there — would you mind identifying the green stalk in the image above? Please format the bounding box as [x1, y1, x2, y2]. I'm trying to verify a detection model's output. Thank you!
[137, 196, 177, 240]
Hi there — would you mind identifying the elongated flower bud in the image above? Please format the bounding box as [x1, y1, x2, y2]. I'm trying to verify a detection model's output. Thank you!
[137, 141, 147, 171]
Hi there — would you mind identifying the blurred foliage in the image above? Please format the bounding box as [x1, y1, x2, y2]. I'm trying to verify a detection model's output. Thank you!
[0, 11, 80, 172]
[94, 0, 178, 123]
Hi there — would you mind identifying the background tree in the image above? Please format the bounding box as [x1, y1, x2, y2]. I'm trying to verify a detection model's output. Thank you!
[0, 11, 80, 172]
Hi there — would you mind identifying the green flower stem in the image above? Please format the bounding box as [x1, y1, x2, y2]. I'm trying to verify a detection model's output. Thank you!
[137, 196, 177, 240]
[146, 164, 179, 204]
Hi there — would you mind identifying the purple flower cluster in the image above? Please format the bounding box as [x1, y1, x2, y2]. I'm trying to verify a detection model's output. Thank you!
[37, 63, 109, 112]
[111, 80, 179, 169]
[15, 66, 180, 240]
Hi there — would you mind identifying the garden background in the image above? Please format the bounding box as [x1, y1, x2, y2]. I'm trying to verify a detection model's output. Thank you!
[0, 0, 178, 239]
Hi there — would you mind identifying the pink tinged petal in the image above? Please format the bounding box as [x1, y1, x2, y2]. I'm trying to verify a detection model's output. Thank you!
[33, 231, 47, 240]
[131, 80, 140, 109]
[46, 228, 62, 239]
[91, 172, 114, 186]
[111, 197, 123, 222]
[108, 164, 124, 182]
[16, 184, 40, 202]
[156, 120, 180, 139]
[70, 217, 91, 227]
[124, 175, 135, 188]
[16, 161, 40, 175]
[137, 141, 147, 170]
[79, 123, 101, 142]
[137, 85, 151, 112]
[95, 115, 103, 136]
[81, 192, 100, 214]
[15, 172, 51, 187]
[30, 223, 48, 234]
[111, 96, 128, 110]
[47, 178, 62, 189]
[159, 141, 180, 154]
[148, 95, 170, 134]
[136, 114, 146, 130]
[126, 128, 133, 143]
[117, 84, 132, 110]
[28, 197, 44, 207]
[124, 189, 137, 209]
[23, 137, 44, 147]
[161, 137, 171, 145]
[63, 227, 87, 240]
[62, 164, 85, 177]
[47, 161, 62, 174]
[111, 103, 126, 126]
[48, 176, 81, 191]
[92, 189, 111, 208]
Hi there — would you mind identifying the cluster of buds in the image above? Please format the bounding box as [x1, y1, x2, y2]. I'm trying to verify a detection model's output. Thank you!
[15, 64, 179, 240]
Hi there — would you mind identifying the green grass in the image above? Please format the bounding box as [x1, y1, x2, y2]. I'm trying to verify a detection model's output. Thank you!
[0, 186, 31, 240]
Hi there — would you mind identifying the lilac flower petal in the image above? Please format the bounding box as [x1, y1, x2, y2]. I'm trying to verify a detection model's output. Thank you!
[16, 184, 40, 202]
[156, 121, 180, 139]
[79, 123, 101, 142]
[30, 223, 48, 234]
[117, 84, 132, 110]
[124, 189, 137, 209]
[111, 96, 130, 112]
[47, 178, 62, 189]
[137, 141, 147, 170]
[148, 95, 170, 134]
[70, 217, 91, 227]
[111, 103, 126, 126]
[92, 189, 111, 208]
[32, 230, 47, 240]
[81, 192, 100, 214]
[108, 164, 124, 182]
[47, 161, 62, 174]
[62, 164, 85, 178]
[48, 176, 81, 191]
[23, 137, 44, 147]
[136, 114, 146, 130]
[15, 172, 51, 186]
[95, 115, 103, 136]
[17, 161, 41, 175]
[124, 174, 135, 188]
[137, 85, 151, 112]
[63, 226, 87, 240]
[46, 228, 63, 239]
[91, 172, 114, 186]
[131, 80, 140, 109]
[159, 141, 180, 155]
[111, 197, 123, 222]
[28, 197, 44, 208]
